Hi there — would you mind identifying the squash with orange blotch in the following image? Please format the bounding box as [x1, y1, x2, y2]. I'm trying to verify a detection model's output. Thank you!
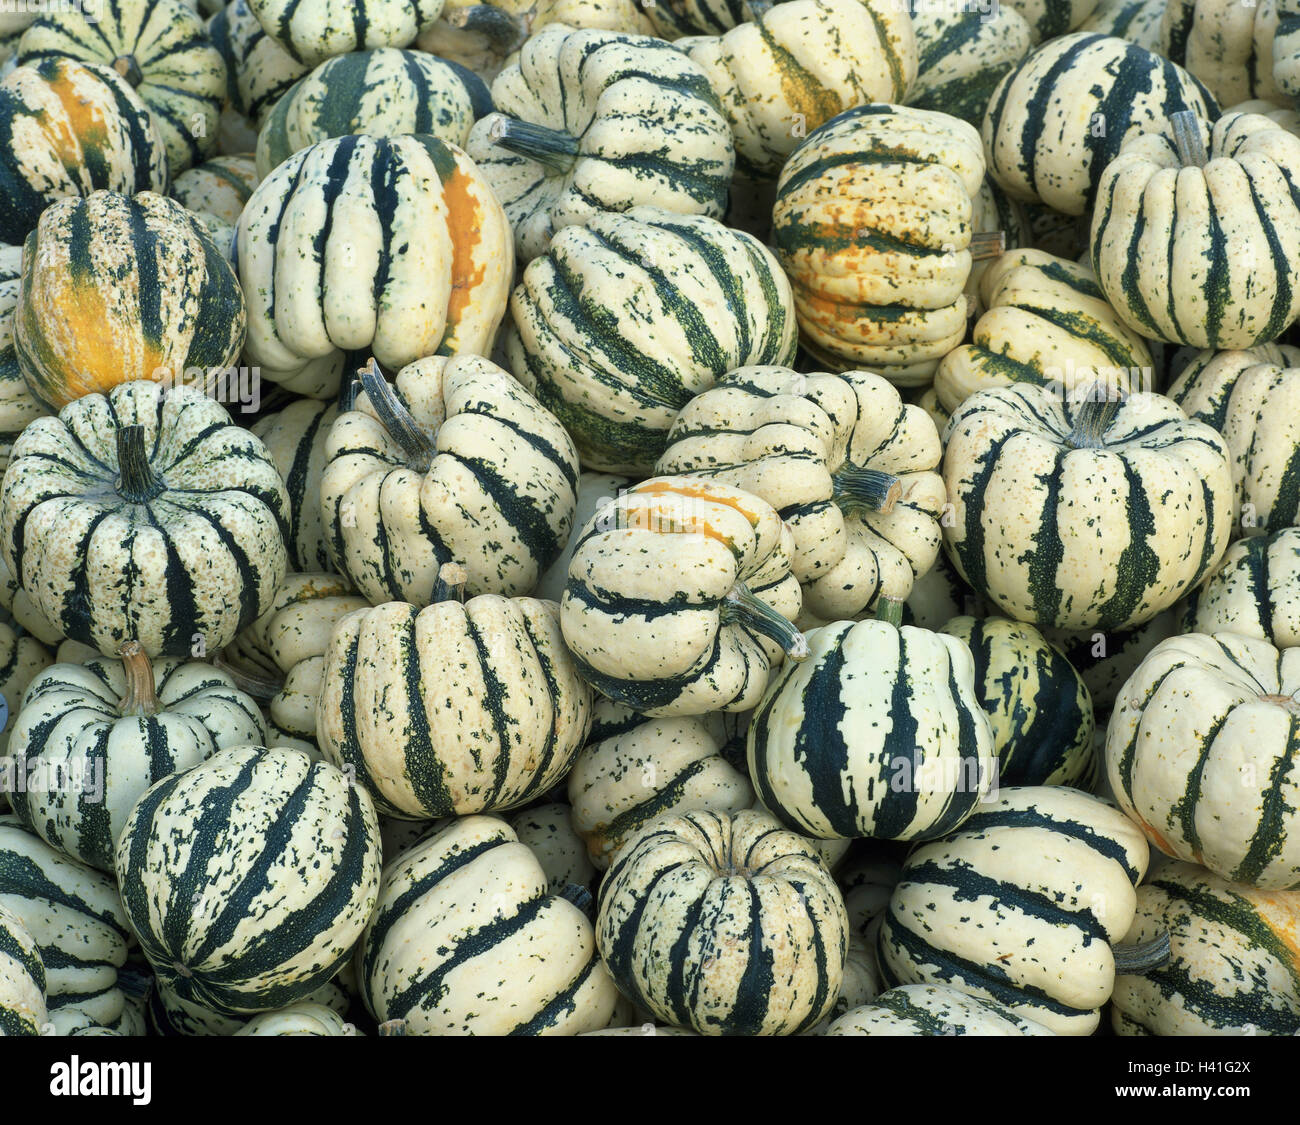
[14, 191, 246, 413]
[237, 133, 513, 400]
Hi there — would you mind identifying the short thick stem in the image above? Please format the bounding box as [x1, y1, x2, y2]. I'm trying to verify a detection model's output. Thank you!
[1065, 394, 1121, 449]
[721, 583, 808, 661]
[213, 652, 284, 701]
[1261, 692, 1300, 716]
[113, 55, 144, 88]
[115, 425, 165, 504]
[445, 3, 528, 50]
[432, 561, 469, 604]
[491, 117, 581, 174]
[1169, 110, 1209, 168]
[874, 594, 905, 628]
[118, 641, 160, 717]
[1113, 931, 1172, 974]
[832, 465, 902, 516]
[357, 357, 435, 471]
[968, 230, 1005, 261]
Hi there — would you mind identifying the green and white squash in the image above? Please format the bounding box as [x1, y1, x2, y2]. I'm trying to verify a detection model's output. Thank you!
[596, 807, 849, 1036]
[1226, 97, 1300, 133]
[507, 802, 596, 892]
[825, 982, 1055, 1035]
[246, 0, 445, 65]
[1004, 0, 1099, 41]
[1043, 608, 1180, 713]
[237, 133, 513, 398]
[7, 643, 266, 872]
[255, 48, 491, 178]
[170, 154, 259, 225]
[982, 33, 1218, 217]
[904, 547, 983, 630]
[0, 244, 49, 474]
[941, 385, 1233, 631]
[0, 903, 45, 1037]
[465, 26, 733, 262]
[656, 366, 946, 623]
[1092, 111, 1300, 350]
[146, 974, 349, 1036]
[16, 0, 227, 173]
[965, 178, 1031, 317]
[1275, 0, 1300, 100]
[560, 476, 805, 716]
[1106, 631, 1300, 890]
[0, 13, 37, 67]
[251, 399, 339, 574]
[506, 206, 797, 474]
[0, 621, 52, 757]
[1077, 0, 1164, 50]
[1181, 528, 1300, 649]
[0, 380, 290, 658]
[116, 746, 381, 1016]
[877, 785, 1151, 1035]
[234, 1001, 359, 1036]
[1161, 0, 1280, 106]
[534, 472, 631, 603]
[638, 0, 764, 38]
[1112, 860, 1300, 1035]
[208, 0, 309, 126]
[359, 813, 619, 1035]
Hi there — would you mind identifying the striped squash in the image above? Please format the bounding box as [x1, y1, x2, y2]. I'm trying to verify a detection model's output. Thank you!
[146, 968, 350, 1036]
[817, 851, 902, 1024]
[316, 592, 593, 819]
[965, 178, 1030, 317]
[678, 0, 917, 180]
[359, 814, 619, 1035]
[772, 103, 987, 386]
[596, 807, 849, 1036]
[1182, 528, 1300, 649]
[0, 557, 64, 650]
[0, 380, 290, 658]
[0, 621, 53, 757]
[1092, 111, 1300, 350]
[235, 1001, 359, 1036]
[16, 0, 227, 174]
[639, 0, 764, 38]
[934, 248, 1153, 417]
[0, 815, 133, 1028]
[465, 27, 733, 262]
[982, 34, 1218, 217]
[0, 13, 37, 65]
[0, 244, 49, 472]
[208, 0, 309, 126]
[170, 153, 259, 225]
[941, 386, 1233, 631]
[237, 133, 512, 399]
[938, 615, 1096, 788]
[1077, 0, 1164, 49]
[904, 0, 1032, 127]
[255, 48, 491, 178]
[1168, 347, 1300, 535]
[7, 643, 267, 872]
[825, 982, 1055, 1035]
[1162, 0, 1280, 105]
[0, 57, 168, 246]
[116, 746, 381, 1015]
[567, 699, 754, 869]
[747, 600, 995, 841]
[508, 801, 596, 892]
[1106, 631, 1300, 890]
[1042, 608, 1179, 712]
[560, 477, 805, 717]
[1226, 96, 1300, 133]
[321, 356, 578, 605]
[506, 206, 797, 474]
[877, 785, 1150, 1035]
[535, 472, 630, 603]
[15, 190, 246, 412]
[0, 904, 45, 1037]
[251, 399, 339, 574]
[1276, 0, 1300, 99]
[904, 547, 983, 630]
[247, 0, 444, 64]
[1004, 0, 1099, 41]
[1112, 860, 1300, 1035]
[657, 366, 946, 623]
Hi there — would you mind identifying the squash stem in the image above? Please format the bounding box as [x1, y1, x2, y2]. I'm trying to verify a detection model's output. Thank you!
[558, 882, 595, 919]
[113, 55, 144, 88]
[1113, 931, 1172, 974]
[832, 465, 902, 516]
[118, 641, 160, 717]
[968, 230, 1005, 261]
[357, 357, 436, 472]
[874, 594, 905, 628]
[1064, 393, 1122, 449]
[491, 117, 581, 174]
[115, 425, 166, 504]
[213, 652, 284, 701]
[1169, 110, 1208, 168]
[445, 3, 528, 50]
[721, 583, 808, 660]
[432, 561, 469, 604]
[378, 1019, 408, 1037]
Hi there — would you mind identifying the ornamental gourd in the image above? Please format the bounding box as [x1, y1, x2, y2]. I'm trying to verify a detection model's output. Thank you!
[251, 399, 339, 574]
[0, 380, 290, 658]
[170, 154, 260, 225]
[145, 976, 350, 1037]
[596, 807, 849, 1036]
[465, 26, 733, 262]
[1077, 0, 1164, 50]
[1004, 0, 1100, 40]
[0, 245, 48, 482]
[506, 206, 797, 474]
[0, 622, 53, 758]
[1091, 111, 1300, 350]
[656, 366, 946, 623]
[560, 477, 806, 717]
[235, 1001, 360, 1036]
[0, 904, 45, 1037]
[941, 385, 1233, 631]
[534, 471, 631, 603]
[1181, 528, 1300, 649]
[115, 746, 382, 1016]
[1042, 608, 1179, 712]
[208, 0, 309, 126]
[321, 356, 579, 605]
[237, 133, 512, 399]
[1106, 631, 1300, 890]
[15, 190, 247, 412]
[245, 0, 445, 65]
[825, 983, 1055, 1035]
[1161, 0, 1280, 105]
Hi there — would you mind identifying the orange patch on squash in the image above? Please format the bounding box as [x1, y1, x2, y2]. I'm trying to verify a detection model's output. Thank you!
[44, 71, 110, 171]
[440, 164, 486, 340]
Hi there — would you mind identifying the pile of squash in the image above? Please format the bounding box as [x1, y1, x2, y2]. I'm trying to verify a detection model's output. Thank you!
[0, 0, 1297, 1041]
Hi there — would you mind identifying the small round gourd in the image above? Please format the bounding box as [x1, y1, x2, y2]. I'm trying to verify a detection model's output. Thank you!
[246, 0, 445, 65]
[170, 155, 260, 225]
[1181, 528, 1300, 649]
[208, 0, 310, 127]
[234, 1002, 360, 1036]
[1161, 0, 1280, 105]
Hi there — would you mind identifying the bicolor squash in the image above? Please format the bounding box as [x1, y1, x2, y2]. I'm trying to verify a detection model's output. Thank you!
[251, 398, 339, 574]
[825, 982, 1055, 1035]
[0, 244, 49, 479]
[208, 0, 309, 127]
[1004, 0, 1100, 41]
[1042, 608, 1179, 712]
[1077, 0, 1164, 49]
[508, 801, 596, 892]
[534, 472, 631, 603]
[1181, 528, 1300, 649]
[170, 154, 259, 225]
[235, 1001, 360, 1036]
[245, 0, 445, 65]
[0, 621, 53, 757]
[0, 904, 45, 1036]
[1161, 0, 1280, 105]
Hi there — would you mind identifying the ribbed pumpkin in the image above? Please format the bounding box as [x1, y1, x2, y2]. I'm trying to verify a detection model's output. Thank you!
[316, 586, 592, 819]
[772, 103, 989, 385]
[208, 0, 309, 126]
[1092, 111, 1300, 350]
[877, 785, 1151, 1035]
[1004, 0, 1099, 40]
[1161, 0, 1280, 105]
[246, 0, 444, 64]
[0, 903, 46, 1037]
[1078, 0, 1164, 49]
[0, 621, 53, 758]
[534, 471, 630, 603]
[1277, 0, 1300, 100]
[465, 27, 733, 262]
[1106, 631, 1300, 890]
[359, 814, 619, 1035]
[235, 1001, 360, 1036]
[1181, 528, 1300, 649]
[656, 368, 945, 624]
[16, 190, 246, 412]
[506, 206, 797, 474]
[321, 356, 578, 605]
[825, 982, 1054, 1036]
[237, 133, 512, 399]
[16, 0, 227, 173]
[144, 974, 349, 1036]
[0, 380, 290, 658]
[933, 248, 1153, 417]
[678, 0, 918, 180]
[508, 801, 596, 892]
[982, 33, 1218, 217]
[747, 599, 994, 842]
[942, 385, 1233, 631]
[560, 477, 806, 717]
[0, 245, 49, 476]
[255, 48, 491, 178]
[251, 399, 338, 573]
[170, 154, 259, 225]
[0, 57, 168, 246]
[1112, 860, 1300, 1035]
[7, 643, 267, 872]
[116, 746, 381, 1016]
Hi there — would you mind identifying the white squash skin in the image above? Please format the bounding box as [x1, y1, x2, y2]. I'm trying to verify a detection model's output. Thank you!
[235, 1001, 360, 1035]
[0, 903, 46, 1036]
[507, 801, 596, 890]
[1161, 0, 1280, 105]
[246, 0, 445, 65]
[825, 982, 1056, 1035]
[1182, 528, 1300, 649]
